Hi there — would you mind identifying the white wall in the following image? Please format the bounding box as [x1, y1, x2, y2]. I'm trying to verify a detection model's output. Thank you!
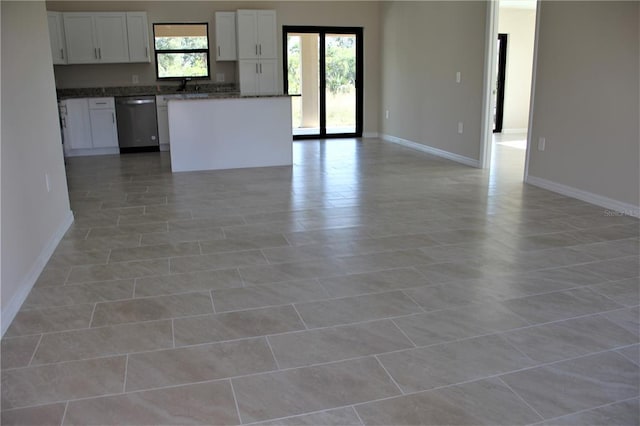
[45, 1, 382, 135]
[1, 1, 73, 335]
[380, 1, 487, 164]
[527, 1, 639, 210]
[498, 6, 535, 132]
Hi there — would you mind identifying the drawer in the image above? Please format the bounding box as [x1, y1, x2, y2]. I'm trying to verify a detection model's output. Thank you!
[88, 97, 114, 109]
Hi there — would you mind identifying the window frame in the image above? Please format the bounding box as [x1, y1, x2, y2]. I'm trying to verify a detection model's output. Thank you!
[153, 22, 211, 81]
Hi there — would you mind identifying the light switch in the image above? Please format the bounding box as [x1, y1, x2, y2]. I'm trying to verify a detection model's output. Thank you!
[456, 72, 461, 83]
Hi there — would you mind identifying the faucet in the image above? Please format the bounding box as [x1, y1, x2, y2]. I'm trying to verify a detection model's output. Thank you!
[177, 78, 191, 92]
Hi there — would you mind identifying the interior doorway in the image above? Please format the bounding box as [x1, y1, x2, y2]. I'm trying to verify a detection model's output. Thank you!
[283, 26, 363, 139]
[483, 0, 538, 179]
[493, 33, 508, 133]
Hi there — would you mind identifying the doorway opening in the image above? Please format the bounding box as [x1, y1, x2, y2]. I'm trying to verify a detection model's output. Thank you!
[283, 26, 363, 139]
[493, 33, 508, 133]
[484, 1, 538, 181]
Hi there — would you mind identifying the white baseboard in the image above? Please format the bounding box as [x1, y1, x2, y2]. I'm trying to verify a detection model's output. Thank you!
[526, 175, 640, 218]
[1, 210, 74, 337]
[159, 143, 170, 152]
[502, 128, 528, 134]
[64, 147, 119, 157]
[362, 132, 379, 139]
[380, 134, 480, 168]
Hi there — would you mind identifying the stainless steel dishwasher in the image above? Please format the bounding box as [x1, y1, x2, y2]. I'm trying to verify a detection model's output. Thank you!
[115, 96, 159, 153]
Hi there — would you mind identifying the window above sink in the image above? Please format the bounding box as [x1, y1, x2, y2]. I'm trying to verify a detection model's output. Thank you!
[153, 23, 210, 80]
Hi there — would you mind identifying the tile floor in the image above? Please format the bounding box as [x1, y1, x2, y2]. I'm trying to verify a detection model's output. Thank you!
[1, 138, 639, 425]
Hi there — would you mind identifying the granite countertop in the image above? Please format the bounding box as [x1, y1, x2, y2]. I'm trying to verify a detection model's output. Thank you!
[56, 83, 239, 100]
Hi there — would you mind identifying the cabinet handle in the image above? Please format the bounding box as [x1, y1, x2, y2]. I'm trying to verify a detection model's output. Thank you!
[98, 48, 101, 59]
[112, 112, 115, 123]
[94, 48, 98, 59]
[95, 102, 107, 105]
[60, 48, 64, 60]
[259, 44, 262, 55]
[218, 46, 221, 56]
[255, 44, 258, 55]
[260, 63, 262, 74]
[255, 63, 259, 74]
[145, 47, 148, 58]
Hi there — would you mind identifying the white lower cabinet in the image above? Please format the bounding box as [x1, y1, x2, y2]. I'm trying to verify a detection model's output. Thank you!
[60, 97, 119, 156]
[89, 104, 118, 148]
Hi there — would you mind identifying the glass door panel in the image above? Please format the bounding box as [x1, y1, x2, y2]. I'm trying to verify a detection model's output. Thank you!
[287, 33, 320, 136]
[284, 26, 362, 139]
[325, 34, 356, 135]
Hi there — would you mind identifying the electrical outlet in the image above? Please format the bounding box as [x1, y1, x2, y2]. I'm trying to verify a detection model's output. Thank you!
[216, 73, 225, 83]
[458, 122, 463, 134]
[45, 173, 51, 192]
[385, 110, 390, 119]
[132, 74, 139, 84]
[538, 137, 546, 151]
[456, 72, 461, 83]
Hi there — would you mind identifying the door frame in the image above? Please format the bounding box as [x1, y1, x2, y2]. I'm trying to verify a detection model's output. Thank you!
[479, 0, 540, 183]
[282, 26, 363, 139]
[494, 33, 508, 133]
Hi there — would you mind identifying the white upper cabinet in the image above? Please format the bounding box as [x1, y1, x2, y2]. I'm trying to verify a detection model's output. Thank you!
[255, 11, 277, 59]
[126, 12, 150, 63]
[61, 11, 138, 64]
[236, 10, 278, 96]
[236, 10, 276, 60]
[215, 11, 237, 61]
[47, 12, 67, 65]
[93, 13, 130, 63]
[63, 13, 97, 63]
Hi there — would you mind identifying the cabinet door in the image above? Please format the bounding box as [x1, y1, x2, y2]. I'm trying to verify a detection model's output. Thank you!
[90, 108, 118, 148]
[257, 59, 279, 95]
[236, 10, 258, 60]
[63, 13, 97, 64]
[47, 12, 67, 65]
[215, 12, 237, 61]
[256, 11, 277, 59]
[94, 13, 129, 63]
[239, 60, 259, 96]
[126, 12, 150, 63]
[63, 99, 92, 150]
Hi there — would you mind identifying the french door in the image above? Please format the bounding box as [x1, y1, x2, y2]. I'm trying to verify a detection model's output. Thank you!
[283, 26, 363, 139]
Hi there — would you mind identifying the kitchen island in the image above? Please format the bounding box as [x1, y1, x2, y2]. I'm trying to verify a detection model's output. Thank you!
[168, 95, 292, 172]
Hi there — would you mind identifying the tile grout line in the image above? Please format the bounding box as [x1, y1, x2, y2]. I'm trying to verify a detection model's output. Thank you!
[7, 300, 638, 358]
[88, 302, 98, 328]
[228, 379, 244, 425]
[122, 354, 129, 393]
[352, 405, 367, 426]
[59, 401, 69, 426]
[530, 396, 640, 425]
[264, 336, 281, 370]
[209, 290, 216, 314]
[496, 376, 546, 422]
[171, 319, 176, 348]
[290, 303, 309, 330]
[398, 289, 428, 313]
[373, 355, 405, 395]
[26, 334, 44, 367]
[389, 318, 418, 348]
